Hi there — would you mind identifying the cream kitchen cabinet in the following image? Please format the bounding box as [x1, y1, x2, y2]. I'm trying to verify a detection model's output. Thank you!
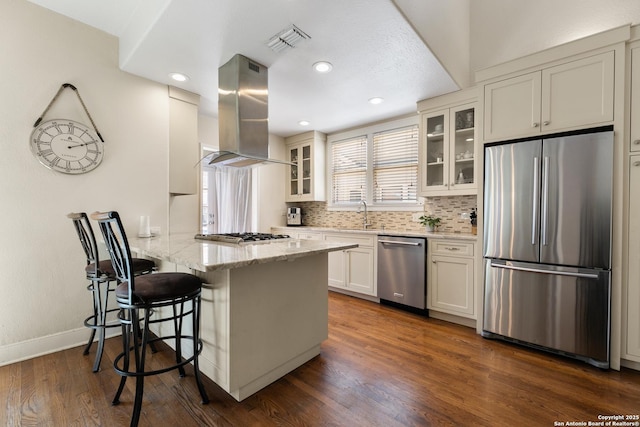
[625, 155, 640, 362]
[169, 86, 200, 195]
[483, 51, 614, 142]
[293, 230, 323, 240]
[270, 227, 323, 241]
[417, 89, 479, 197]
[324, 233, 376, 297]
[285, 131, 326, 202]
[631, 47, 640, 152]
[427, 239, 475, 318]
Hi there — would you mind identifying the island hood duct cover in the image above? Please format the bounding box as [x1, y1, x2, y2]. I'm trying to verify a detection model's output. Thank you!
[209, 54, 289, 167]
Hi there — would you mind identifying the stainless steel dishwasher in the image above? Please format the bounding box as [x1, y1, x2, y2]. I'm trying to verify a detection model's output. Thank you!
[377, 235, 427, 310]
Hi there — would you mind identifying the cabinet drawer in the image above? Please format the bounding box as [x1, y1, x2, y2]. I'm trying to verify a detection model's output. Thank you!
[430, 240, 474, 257]
[324, 233, 375, 248]
[297, 231, 323, 240]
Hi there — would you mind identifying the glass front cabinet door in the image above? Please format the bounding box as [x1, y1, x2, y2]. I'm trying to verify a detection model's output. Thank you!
[301, 144, 312, 196]
[451, 104, 476, 189]
[419, 102, 477, 196]
[285, 131, 326, 202]
[288, 146, 300, 198]
[288, 142, 313, 198]
[422, 111, 449, 191]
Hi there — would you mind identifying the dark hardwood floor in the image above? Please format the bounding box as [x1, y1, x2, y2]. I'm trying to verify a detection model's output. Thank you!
[1, 291, 639, 426]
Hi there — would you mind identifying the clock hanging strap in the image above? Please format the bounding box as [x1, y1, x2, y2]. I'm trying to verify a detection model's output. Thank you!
[33, 83, 105, 142]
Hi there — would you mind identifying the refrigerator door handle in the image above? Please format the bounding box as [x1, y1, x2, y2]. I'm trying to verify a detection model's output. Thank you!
[541, 156, 550, 246]
[489, 260, 600, 279]
[532, 157, 540, 245]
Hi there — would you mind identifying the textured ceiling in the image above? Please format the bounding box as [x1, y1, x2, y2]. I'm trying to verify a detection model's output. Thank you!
[27, 0, 460, 137]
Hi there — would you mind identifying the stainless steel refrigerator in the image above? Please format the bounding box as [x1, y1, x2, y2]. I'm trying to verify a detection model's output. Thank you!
[482, 128, 613, 368]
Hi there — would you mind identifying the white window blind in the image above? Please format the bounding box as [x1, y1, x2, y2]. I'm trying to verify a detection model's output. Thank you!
[373, 125, 418, 203]
[331, 135, 367, 204]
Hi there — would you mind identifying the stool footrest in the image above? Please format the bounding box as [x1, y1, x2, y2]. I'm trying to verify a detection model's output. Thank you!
[113, 337, 204, 378]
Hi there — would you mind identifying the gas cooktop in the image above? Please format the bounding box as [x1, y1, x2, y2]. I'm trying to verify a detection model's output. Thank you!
[194, 232, 291, 244]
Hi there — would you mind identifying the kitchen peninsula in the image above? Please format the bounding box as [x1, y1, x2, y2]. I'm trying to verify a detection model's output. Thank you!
[128, 233, 357, 401]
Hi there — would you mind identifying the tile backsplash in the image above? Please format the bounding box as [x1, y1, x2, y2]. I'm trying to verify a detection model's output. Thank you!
[295, 195, 477, 233]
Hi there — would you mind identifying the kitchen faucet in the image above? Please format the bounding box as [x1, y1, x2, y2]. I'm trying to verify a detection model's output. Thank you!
[358, 200, 371, 229]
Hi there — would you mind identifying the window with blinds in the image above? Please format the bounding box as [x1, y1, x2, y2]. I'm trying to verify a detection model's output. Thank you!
[373, 125, 418, 203]
[331, 135, 367, 204]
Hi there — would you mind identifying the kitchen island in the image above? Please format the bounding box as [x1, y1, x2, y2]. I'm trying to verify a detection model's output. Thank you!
[128, 233, 357, 401]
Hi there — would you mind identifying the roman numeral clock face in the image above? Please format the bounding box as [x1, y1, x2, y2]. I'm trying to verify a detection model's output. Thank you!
[30, 119, 104, 174]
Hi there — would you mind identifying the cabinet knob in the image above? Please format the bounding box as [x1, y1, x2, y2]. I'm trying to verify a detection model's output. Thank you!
[533, 122, 540, 128]
[634, 140, 640, 145]
[634, 161, 640, 167]
[543, 121, 550, 126]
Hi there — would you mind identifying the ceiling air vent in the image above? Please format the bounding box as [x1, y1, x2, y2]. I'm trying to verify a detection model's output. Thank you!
[267, 24, 311, 53]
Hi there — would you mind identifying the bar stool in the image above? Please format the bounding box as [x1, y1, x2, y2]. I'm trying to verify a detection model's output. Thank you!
[90, 211, 209, 427]
[67, 212, 156, 372]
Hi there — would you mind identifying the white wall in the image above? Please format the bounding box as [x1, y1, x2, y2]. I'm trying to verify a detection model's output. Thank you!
[0, 0, 169, 364]
[256, 135, 287, 232]
[470, 0, 640, 75]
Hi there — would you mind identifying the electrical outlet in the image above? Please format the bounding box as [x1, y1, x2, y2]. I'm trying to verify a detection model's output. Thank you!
[460, 212, 470, 220]
[412, 212, 423, 222]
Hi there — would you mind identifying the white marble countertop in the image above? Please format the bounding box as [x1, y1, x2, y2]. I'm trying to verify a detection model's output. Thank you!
[128, 232, 358, 273]
[272, 226, 478, 241]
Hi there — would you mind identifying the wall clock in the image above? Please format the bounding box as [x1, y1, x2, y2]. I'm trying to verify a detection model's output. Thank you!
[31, 83, 105, 174]
[30, 119, 104, 174]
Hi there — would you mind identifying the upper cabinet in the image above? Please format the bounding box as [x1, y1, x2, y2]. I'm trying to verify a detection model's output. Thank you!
[483, 51, 615, 142]
[169, 86, 200, 195]
[285, 131, 326, 202]
[631, 46, 640, 152]
[417, 89, 479, 196]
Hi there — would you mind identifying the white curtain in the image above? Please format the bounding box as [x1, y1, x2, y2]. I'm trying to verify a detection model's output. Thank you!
[204, 165, 252, 233]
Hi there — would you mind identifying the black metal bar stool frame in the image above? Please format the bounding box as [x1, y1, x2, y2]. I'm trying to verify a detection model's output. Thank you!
[83, 274, 119, 370]
[68, 212, 156, 373]
[68, 212, 123, 372]
[91, 211, 209, 427]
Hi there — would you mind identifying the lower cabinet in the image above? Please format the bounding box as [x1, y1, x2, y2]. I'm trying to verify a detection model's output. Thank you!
[427, 239, 475, 318]
[324, 233, 376, 297]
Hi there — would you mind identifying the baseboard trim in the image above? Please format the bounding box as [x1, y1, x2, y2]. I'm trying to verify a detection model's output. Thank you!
[0, 327, 121, 367]
[621, 358, 640, 371]
[428, 311, 477, 329]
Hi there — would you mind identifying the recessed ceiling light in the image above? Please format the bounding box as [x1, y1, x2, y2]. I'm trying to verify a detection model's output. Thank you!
[312, 61, 333, 73]
[298, 120, 310, 126]
[169, 72, 189, 82]
[368, 97, 384, 105]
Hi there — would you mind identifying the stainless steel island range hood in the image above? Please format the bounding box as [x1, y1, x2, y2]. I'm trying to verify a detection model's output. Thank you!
[209, 54, 288, 167]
